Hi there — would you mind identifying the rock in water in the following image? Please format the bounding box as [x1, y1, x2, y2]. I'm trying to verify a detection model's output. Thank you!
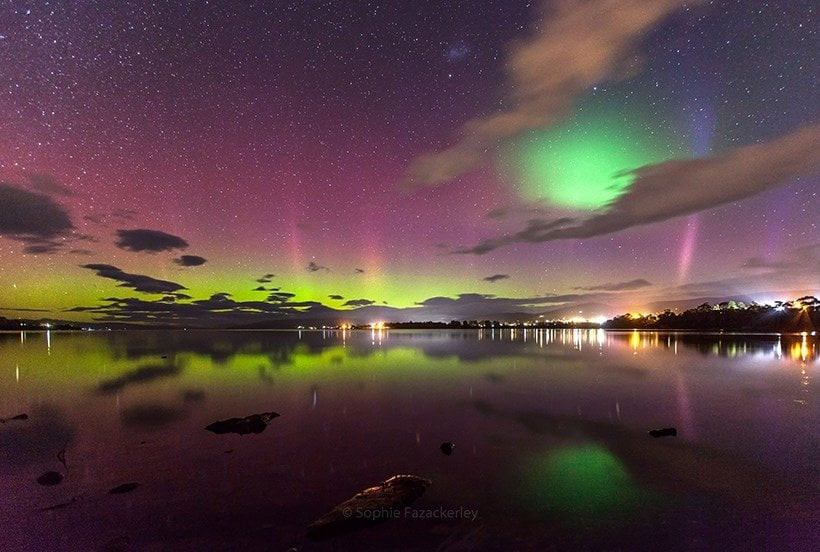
[36, 471, 63, 486]
[649, 427, 677, 438]
[307, 474, 431, 540]
[109, 482, 140, 494]
[205, 412, 280, 435]
[440, 442, 455, 455]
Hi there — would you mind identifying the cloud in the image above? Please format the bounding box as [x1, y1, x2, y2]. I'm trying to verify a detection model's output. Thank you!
[354, 268, 365, 273]
[81, 263, 187, 294]
[256, 273, 275, 283]
[307, 261, 329, 272]
[253, 286, 268, 291]
[115, 229, 189, 253]
[343, 299, 376, 307]
[742, 243, 819, 271]
[174, 255, 207, 267]
[575, 278, 652, 291]
[328, 294, 344, 300]
[25, 173, 75, 197]
[457, 125, 820, 253]
[742, 257, 795, 271]
[0, 183, 74, 252]
[402, 0, 693, 189]
[267, 291, 296, 303]
[483, 274, 510, 283]
[97, 364, 181, 394]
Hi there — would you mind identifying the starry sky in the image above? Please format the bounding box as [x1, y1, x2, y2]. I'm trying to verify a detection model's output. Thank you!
[0, 0, 817, 325]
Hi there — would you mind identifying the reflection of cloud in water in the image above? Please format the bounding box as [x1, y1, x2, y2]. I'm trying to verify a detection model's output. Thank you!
[97, 364, 181, 394]
[120, 403, 185, 429]
[0, 404, 74, 469]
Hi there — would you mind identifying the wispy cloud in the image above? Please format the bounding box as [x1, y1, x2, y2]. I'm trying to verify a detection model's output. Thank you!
[402, 0, 694, 189]
[575, 278, 652, 291]
[457, 125, 820, 253]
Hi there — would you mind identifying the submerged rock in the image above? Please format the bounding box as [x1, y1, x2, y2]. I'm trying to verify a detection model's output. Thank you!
[109, 482, 139, 494]
[1, 413, 28, 423]
[307, 474, 432, 540]
[36, 471, 63, 486]
[649, 427, 677, 438]
[440, 442, 455, 455]
[205, 412, 280, 435]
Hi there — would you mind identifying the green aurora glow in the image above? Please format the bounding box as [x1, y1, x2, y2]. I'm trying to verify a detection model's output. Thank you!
[503, 104, 688, 210]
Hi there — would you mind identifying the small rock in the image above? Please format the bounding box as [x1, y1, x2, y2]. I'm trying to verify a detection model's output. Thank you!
[205, 412, 280, 435]
[109, 482, 139, 494]
[37, 471, 63, 486]
[440, 442, 455, 455]
[649, 427, 677, 438]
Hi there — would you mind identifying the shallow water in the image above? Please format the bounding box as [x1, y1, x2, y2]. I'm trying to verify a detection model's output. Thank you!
[0, 329, 817, 551]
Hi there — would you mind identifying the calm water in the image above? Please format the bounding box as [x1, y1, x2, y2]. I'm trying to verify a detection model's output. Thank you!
[0, 329, 817, 551]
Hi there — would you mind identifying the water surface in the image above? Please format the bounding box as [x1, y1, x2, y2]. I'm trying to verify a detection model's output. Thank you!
[0, 329, 817, 551]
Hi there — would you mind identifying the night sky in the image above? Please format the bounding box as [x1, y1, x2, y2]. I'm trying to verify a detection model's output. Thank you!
[0, 0, 817, 325]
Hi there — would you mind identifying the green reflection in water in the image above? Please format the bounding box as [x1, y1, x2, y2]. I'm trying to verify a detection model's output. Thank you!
[521, 445, 645, 519]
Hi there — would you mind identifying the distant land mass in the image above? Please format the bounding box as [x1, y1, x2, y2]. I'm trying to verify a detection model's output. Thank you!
[1, 296, 816, 333]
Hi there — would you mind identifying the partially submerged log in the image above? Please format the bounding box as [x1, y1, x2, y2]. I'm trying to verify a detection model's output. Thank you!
[205, 412, 280, 435]
[307, 474, 431, 540]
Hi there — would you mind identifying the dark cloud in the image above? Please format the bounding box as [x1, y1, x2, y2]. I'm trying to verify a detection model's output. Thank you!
[742, 243, 819, 271]
[402, 0, 692, 189]
[742, 257, 795, 271]
[457, 125, 820, 254]
[328, 294, 344, 300]
[174, 255, 207, 267]
[69, 248, 94, 255]
[115, 229, 189, 253]
[0, 183, 74, 253]
[267, 291, 296, 303]
[81, 263, 187, 294]
[343, 299, 376, 307]
[253, 286, 267, 291]
[26, 173, 75, 197]
[307, 261, 329, 272]
[354, 268, 365, 273]
[22, 241, 64, 254]
[575, 278, 652, 291]
[256, 273, 275, 283]
[483, 274, 509, 283]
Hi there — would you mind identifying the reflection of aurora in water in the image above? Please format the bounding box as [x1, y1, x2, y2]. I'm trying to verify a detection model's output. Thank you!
[520, 445, 647, 518]
[0, 329, 816, 551]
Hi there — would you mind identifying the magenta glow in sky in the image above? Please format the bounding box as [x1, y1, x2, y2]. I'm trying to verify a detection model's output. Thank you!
[0, 1, 817, 325]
